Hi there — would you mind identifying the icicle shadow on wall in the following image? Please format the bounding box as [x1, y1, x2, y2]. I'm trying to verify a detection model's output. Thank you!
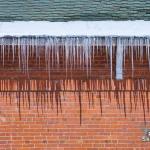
[0, 36, 150, 124]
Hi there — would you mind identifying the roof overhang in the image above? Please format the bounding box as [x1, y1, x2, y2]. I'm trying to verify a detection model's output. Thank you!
[0, 21, 150, 37]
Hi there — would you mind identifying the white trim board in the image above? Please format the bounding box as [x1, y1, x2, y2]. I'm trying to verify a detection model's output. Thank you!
[0, 21, 150, 37]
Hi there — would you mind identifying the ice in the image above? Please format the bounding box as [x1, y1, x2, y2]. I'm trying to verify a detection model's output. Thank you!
[116, 38, 124, 80]
[0, 36, 149, 80]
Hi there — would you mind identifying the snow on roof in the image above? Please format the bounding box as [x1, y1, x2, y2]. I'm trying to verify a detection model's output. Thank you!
[0, 21, 150, 37]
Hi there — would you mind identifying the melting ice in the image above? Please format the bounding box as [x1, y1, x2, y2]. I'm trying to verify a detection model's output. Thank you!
[0, 36, 149, 80]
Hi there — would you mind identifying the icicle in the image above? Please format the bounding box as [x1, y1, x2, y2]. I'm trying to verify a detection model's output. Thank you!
[55, 38, 60, 70]
[20, 38, 27, 73]
[105, 37, 113, 79]
[12, 38, 15, 63]
[146, 38, 150, 70]
[65, 37, 69, 78]
[116, 37, 124, 80]
[129, 37, 134, 78]
[46, 37, 51, 79]
[2, 38, 5, 67]
[123, 38, 127, 69]
[140, 38, 144, 62]
[69, 37, 73, 76]
[83, 37, 91, 77]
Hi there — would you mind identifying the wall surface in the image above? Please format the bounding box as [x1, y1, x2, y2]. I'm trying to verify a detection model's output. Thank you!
[0, 0, 150, 21]
[0, 47, 149, 149]
[0, 92, 150, 150]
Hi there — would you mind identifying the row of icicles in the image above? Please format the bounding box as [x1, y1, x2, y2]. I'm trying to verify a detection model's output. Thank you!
[0, 36, 150, 79]
[0, 36, 150, 124]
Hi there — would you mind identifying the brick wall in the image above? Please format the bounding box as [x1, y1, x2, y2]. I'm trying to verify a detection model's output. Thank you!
[0, 91, 150, 149]
[0, 45, 149, 149]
